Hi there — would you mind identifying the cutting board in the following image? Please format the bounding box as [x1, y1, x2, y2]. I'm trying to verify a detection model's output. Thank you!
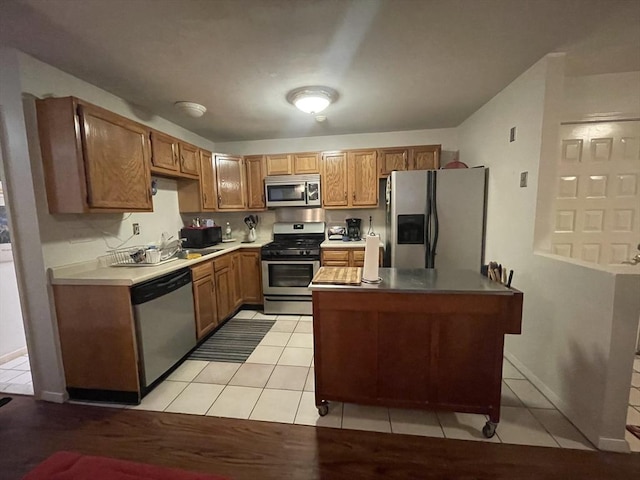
[312, 267, 362, 285]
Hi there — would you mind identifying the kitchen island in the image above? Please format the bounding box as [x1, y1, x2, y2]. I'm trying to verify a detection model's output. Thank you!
[309, 268, 523, 437]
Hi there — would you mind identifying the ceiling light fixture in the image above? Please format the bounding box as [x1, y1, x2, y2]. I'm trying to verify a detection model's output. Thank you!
[174, 101, 207, 118]
[287, 86, 338, 114]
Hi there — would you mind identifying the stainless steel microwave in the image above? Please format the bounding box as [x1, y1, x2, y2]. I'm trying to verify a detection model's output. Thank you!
[264, 174, 321, 208]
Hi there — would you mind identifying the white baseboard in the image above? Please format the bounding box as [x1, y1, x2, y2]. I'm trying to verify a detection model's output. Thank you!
[504, 351, 600, 447]
[598, 437, 631, 453]
[38, 390, 66, 404]
[0, 346, 27, 365]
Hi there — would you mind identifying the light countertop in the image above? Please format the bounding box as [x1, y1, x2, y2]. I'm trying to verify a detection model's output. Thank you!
[321, 239, 384, 248]
[49, 239, 270, 287]
[309, 268, 514, 295]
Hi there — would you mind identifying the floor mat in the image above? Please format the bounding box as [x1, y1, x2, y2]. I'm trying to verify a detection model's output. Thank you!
[188, 316, 276, 363]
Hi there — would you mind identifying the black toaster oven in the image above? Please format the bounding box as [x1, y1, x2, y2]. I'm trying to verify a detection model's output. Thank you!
[180, 226, 222, 248]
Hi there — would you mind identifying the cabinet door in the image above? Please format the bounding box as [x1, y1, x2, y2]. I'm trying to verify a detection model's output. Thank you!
[293, 152, 320, 174]
[178, 142, 200, 177]
[349, 150, 378, 207]
[239, 250, 262, 304]
[193, 275, 218, 340]
[321, 250, 350, 267]
[79, 104, 152, 210]
[231, 253, 243, 310]
[200, 150, 217, 210]
[245, 155, 266, 210]
[378, 148, 408, 177]
[215, 155, 247, 210]
[150, 131, 179, 172]
[410, 145, 441, 170]
[321, 152, 348, 207]
[214, 267, 233, 322]
[266, 154, 293, 175]
[351, 249, 365, 267]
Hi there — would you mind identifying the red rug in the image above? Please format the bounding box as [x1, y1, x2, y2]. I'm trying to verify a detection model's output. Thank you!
[23, 451, 229, 480]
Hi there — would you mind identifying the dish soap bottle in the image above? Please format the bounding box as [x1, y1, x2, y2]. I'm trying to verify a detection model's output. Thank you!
[225, 222, 232, 240]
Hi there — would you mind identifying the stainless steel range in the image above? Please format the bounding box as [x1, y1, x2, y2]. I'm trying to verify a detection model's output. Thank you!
[261, 222, 325, 315]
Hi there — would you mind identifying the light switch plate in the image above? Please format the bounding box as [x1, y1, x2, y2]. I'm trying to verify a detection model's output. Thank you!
[520, 171, 528, 187]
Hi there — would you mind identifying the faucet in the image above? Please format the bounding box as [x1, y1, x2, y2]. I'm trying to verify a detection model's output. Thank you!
[622, 244, 640, 265]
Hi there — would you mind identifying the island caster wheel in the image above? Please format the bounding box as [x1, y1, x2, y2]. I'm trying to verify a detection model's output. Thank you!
[317, 402, 329, 417]
[482, 421, 497, 438]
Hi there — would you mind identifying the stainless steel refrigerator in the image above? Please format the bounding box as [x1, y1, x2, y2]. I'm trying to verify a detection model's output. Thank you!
[385, 167, 487, 270]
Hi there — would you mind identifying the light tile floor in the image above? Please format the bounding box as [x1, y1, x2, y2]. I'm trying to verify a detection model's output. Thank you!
[0, 354, 33, 396]
[126, 309, 599, 451]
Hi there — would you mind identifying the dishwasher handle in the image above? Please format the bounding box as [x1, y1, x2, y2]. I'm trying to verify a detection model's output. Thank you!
[131, 268, 192, 305]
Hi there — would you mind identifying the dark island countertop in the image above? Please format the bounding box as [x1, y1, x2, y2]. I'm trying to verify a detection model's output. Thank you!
[309, 268, 514, 295]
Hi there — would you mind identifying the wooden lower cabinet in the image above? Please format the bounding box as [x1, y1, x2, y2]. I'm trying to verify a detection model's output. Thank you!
[312, 288, 523, 426]
[238, 249, 262, 304]
[191, 261, 218, 340]
[321, 248, 383, 267]
[214, 255, 235, 321]
[231, 252, 243, 310]
[52, 284, 141, 402]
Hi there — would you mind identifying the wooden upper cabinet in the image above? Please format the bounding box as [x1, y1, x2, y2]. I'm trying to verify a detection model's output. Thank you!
[321, 151, 349, 207]
[176, 149, 215, 213]
[200, 150, 217, 210]
[150, 130, 179, 173]
[322, 150, 378, 209]
[215, 154, 247, 210]
[349, 150, 378, 207]
[293, 152, 320, 174]
[178, 142, 200, 178]
[410, 145, 441, 170]
[266, 154, 293, 176]
[378, 148, 409, 177]
[36, 97, 153, 213]
[245, 155, 266, 210]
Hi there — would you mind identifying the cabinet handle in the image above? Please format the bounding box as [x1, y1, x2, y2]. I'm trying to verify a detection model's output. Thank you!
[218, 195, 222, 203]
[352, 192, 356, 200]
[344, 191, 347, 200]
[405, 158, 408, 170]
[203, 193, 207, 203]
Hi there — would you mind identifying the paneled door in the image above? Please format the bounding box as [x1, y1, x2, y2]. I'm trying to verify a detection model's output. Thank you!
[245, 155, 266, 210]
[178, 142, 200, 177]
[200, 150, 217, 210]
[349, 150, 378, 207]
[79, 104, 152, 210]
[150, 130, 179, 172]
[321, 151, 348, 207]
[551, 120, 640, 265]
[410, 145, 441, 170]
[215, 155, 247, 210]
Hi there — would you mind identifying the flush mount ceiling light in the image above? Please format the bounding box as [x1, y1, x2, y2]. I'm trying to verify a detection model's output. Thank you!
[174, 101, 207, 118]
[287, 86, 338, 114]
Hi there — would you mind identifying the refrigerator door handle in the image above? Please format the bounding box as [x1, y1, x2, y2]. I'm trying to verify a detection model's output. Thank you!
[425, 171, 432, 268]
[431, 170, 439, 267]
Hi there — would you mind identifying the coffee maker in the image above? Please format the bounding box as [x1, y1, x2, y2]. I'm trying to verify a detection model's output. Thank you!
[346, 218, 362, 241]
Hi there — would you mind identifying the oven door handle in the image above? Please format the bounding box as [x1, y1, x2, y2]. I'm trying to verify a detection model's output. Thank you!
[262, 260, 320, 266]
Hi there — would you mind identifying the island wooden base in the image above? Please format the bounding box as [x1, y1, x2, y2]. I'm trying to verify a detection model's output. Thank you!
[312, 289, 523, 436]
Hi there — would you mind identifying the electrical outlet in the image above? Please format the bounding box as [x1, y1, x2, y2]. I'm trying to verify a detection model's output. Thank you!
[133, 223, 140, 235]
[510, 126, 516, 142]
[520, 171, 528, 187]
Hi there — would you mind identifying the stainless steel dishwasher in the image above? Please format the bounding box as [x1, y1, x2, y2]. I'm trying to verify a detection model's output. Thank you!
[131, 268, 196, 389]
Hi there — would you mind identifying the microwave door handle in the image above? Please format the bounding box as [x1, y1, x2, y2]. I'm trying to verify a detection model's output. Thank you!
[305, 182, 309, 205]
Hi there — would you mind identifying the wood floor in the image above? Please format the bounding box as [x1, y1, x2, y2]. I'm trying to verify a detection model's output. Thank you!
[1, 395, 638, 480]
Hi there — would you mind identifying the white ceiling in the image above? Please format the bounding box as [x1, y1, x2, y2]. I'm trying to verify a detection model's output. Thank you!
[1, 0, 638, 142]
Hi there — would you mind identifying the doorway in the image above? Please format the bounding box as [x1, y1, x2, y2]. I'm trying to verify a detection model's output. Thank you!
[0, 176, 32, 395]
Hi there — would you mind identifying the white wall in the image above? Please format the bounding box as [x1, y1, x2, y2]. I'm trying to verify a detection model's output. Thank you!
[563, 72, 640, 121]
[0, 47, 66, 401]
[216, 127, 459, 164]
[458, 54, 640, 451]
[18, 53, 218, 267]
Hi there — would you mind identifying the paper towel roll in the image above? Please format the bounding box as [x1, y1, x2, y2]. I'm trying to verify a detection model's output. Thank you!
[362, 234, 381, 283]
